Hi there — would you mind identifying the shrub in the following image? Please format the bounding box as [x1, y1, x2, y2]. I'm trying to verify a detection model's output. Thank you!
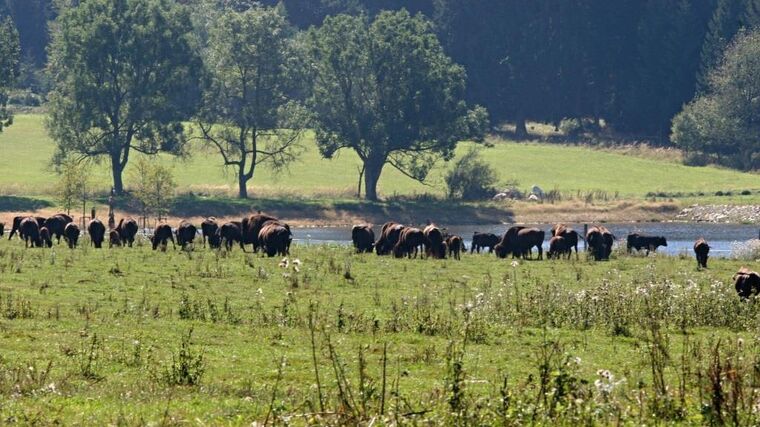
[445, 148, 498, 201]
[559, 118, 583, 138]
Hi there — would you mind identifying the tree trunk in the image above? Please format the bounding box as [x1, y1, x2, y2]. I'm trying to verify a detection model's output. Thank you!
[363, 158, 384, 202]
[238, 169, 249, 199]
[111, 154, 125, 195]
[515, 117, 529, 140]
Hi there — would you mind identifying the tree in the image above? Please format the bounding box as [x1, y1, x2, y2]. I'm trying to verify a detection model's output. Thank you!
[46, 0, 203, 195]
[0, 16, 20, 133]
[197, 6, 306, 199]
[672, 29, 760, 171]
[444, 148, 498, 201]
[304, 11, 488, 201]
[129, 157, 177, 222]
[55, 158, 90, 215]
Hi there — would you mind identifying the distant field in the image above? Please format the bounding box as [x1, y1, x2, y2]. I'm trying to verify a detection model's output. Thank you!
[0, 114, 757, 199]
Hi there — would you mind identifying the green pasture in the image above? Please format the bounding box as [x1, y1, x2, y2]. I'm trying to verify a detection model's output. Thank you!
[0, 114, 757, 200]
[0, 234, 759, 423]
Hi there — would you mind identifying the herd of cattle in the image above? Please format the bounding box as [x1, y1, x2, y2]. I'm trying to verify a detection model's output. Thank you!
[350, 221, 759, 299]
[0, 213, 293, 257]
[0, 213, 758, 298]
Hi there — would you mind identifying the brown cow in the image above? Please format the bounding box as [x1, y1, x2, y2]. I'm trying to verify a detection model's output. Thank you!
[88, 219, 106, 249]
[258, 222, 293, 257]
[693, 238, 710, 269]
[393, 227, 426, 259]
[445, 235, 465, 260]
[64, 223, 81, 249]
[39, 227, 53, 248]
[175, 220, 197, 250]
[423, 224, 447, 259]
[241, 213, 280, 252]
[201, 217, 219, 248]
[150, 223, 175, 250]
[376, 222, 405, 256]
[734, 268, 760, 299]
[351, 224, 375, 253]
[551, 224, 583, 259]
[20, 217, 41, 248]
[586, 226, 614, 261]
[547, 235, 571, 259]
[116, 218, 139, 247]
[495, 226, 544, 260]
[109, 230, 122, 248]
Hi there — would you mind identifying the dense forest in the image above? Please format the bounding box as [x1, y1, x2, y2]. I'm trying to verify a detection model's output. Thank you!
[0, 0, 758, 198]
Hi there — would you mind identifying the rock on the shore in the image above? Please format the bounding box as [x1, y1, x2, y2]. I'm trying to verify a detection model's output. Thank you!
[676, 204, 760, 223]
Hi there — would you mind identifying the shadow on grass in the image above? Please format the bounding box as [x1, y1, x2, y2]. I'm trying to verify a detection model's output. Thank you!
[0, 195, 54, 212]
[169, 194, 514, 225]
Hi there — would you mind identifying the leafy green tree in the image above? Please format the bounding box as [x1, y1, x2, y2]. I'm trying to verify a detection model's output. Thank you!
[672, 29, 760, 171]
[444, 148, 498, 201]
[55, 158, 91, 215]
[304, 11, 488, 201]
[197, 6, 306, 199]
[46, 0, 203, 195]
[0, 16, 20, 133]
[129, 157, 176, 222]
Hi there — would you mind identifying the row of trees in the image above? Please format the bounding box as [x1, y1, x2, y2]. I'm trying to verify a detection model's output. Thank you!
[46, 0, 486, 200]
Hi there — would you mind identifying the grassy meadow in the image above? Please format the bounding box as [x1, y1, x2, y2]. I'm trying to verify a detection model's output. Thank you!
[1, 234, 760, 424]
[0, 114, 758, 201]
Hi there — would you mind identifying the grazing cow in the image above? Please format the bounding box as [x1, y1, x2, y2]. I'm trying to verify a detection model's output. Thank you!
[393, 227, 426, 259]
[109, 230, 122, 248]
[423, 224, 447, 259]
[20, 217, 41, 248]
[626, 233, 667, 255]
[258, 222, 293, 257]
[43, 214, 74, 244]
[241, 213, 280, 252]
[586, 226, 615, 261]
[471, 232, 500, 254]
[39, 227, 53, 248]
[376, 222, 405, 256]
[445, 235, 465, 260]
[219, 221, 244, 251]
[547, 236, 571, 259]
[0, 222, 4, 237]
[351, 224, 375, 253]
[64, 223, 81, 249]
[175, 220, 197, 250]
[201, 217, 219, 247]
[495, 226, 544, 260]
[88, 219, 106, 248]
[9, 216, 46, 240]
[150, 223, 175, 250]
[551, 224, 583, 259]
[693, 238, 710, 269]
[733, 268, 760, 299]
[116, 218, 139, 247]
[208, 231, 222, 249]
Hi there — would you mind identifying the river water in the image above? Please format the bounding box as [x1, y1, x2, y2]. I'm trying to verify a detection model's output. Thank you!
[292, 222, 760, 258]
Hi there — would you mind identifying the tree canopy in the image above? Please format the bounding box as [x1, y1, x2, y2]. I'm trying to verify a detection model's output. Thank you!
[304, 11, 488, 201]
[197, 5, 306, 199]
[672, 29, 760, 171]
[0, 16, 20, 133]
[46, 0, 203, 194]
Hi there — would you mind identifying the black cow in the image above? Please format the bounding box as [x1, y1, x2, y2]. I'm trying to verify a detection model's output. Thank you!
[116, 218, 139, 247]
[258, 222, 293, 257]
[150, 223, 175, 250]
[471, 232, 499, 254]
[88, 219, 106, 249]
[175, 221, 197, 250]
[693, 238, 710, 269]
[734, 268, 760, 299]
[351, 224, 375, 253]
[627, 233, 667, 255]
[20, 217, 41, 248]
[201, 217, 219, 248]
[219, 221, 244, 251]
[64, 223, 81, 249]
